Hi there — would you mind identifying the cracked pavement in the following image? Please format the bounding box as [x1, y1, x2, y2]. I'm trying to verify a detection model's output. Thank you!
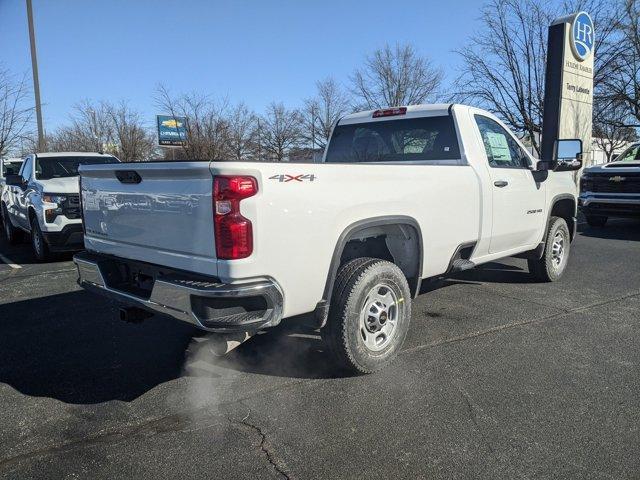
[0, 219, 639, 479]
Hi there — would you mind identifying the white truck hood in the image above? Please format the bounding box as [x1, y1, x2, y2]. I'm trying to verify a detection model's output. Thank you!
[37, 176, 80, 194]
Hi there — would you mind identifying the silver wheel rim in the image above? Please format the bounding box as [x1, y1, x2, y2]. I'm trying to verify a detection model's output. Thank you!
[359, 283, 399, 352]
[551, 230, 566, 270]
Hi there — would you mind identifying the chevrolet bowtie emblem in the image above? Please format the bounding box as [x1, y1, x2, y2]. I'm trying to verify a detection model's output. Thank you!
[609, 176, 626, 182]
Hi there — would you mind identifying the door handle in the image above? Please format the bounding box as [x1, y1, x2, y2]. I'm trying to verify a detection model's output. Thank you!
[494, 180, 508, 187]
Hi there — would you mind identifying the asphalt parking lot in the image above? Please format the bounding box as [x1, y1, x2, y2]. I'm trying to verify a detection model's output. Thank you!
[0, 219, 639, 480]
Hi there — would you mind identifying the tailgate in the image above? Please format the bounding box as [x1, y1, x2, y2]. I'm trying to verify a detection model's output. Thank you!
[80, 162, 218, 276]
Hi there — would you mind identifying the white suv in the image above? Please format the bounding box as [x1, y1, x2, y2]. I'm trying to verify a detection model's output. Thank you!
[1, 152, 119, 261]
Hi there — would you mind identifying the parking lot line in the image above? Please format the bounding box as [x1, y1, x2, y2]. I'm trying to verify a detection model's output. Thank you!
[0, 253, 22, 269]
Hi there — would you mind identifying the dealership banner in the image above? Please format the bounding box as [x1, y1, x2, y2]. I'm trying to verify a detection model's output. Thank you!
[157, 115, 188, 146]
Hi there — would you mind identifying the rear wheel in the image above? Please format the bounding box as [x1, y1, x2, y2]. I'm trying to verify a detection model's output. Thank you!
[322, 258, 411, 374]
[528, 216, 570, 282]
[2, 205, 22, 245]
[585, 215, 607, 227]
[30, 217, 51, 262]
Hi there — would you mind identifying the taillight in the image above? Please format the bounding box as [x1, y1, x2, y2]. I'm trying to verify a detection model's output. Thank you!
[213, 175, 258, 259]
[372, 107, 407, 118]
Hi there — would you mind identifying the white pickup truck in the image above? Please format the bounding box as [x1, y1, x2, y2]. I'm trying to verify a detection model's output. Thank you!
[2, 152, 119, 260]
[74, 104, 581, 373]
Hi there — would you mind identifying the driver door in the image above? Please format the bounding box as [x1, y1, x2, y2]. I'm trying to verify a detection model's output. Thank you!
[474, 115, 546, 254]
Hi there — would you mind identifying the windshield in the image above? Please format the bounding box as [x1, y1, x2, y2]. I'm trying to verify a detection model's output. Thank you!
[35, 156, 119, 180]
[614, 144, 640, 163]
[325, 115, 461, 164]
[2, 161, 23, 177]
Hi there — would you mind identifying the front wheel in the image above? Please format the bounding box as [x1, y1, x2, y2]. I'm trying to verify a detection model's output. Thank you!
[528, 216, 571, 282]
[30, 217, 51, 262]
[322, 258, 411, 374]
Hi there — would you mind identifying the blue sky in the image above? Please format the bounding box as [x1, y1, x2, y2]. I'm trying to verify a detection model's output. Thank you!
[1, 0, 481, 131]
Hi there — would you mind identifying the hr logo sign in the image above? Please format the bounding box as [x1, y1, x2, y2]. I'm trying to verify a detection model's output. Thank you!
[571, 11, 594, 62]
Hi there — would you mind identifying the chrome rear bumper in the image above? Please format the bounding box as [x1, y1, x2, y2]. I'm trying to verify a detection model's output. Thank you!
[73, 251, 283, 333]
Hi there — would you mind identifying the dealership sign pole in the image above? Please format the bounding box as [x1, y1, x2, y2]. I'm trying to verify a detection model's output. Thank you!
[541, 11, 595, 167]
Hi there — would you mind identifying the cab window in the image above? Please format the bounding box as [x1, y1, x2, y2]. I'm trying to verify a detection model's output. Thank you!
[474, 115, 531, 169]
[325, 115, 462, 164]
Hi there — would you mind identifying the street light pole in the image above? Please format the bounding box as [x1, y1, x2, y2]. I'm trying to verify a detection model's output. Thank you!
[26, 0, 45, 151]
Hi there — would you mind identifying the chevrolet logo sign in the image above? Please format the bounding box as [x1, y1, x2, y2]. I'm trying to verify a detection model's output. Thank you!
[609, 176, 626, 182]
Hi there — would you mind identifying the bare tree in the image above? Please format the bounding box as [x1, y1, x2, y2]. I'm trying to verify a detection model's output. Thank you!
[454, 0, 620, 157]
[259, 102, 303, 161]
[107, 102, 156, 161]
[227, 102, 258, 161]
[603, 0, 640, 122]
[303, 78, 350, 150]
[64, 100, 114, 152]
[0, 68, 34, 157]
[42, 100, 155, 160]
[351, 43, 443, 109]
[593, 100, 638, 160]
[46, 127, 81, 152]
[155, 85, 231, 160]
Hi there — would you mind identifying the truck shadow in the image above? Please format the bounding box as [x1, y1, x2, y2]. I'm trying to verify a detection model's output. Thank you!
[0, 290, 342, 404]
[578, 218, 640, 241]
[0, 252, 577, 402]
[0, 291, 198, 404]
[0, 233, 76, 266]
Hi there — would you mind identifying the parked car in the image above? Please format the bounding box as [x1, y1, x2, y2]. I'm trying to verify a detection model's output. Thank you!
[1, 152, 119, 260]
[579, 142, 640, 227]
[0, 157, 24, 199]
[74, 104, 581, 373]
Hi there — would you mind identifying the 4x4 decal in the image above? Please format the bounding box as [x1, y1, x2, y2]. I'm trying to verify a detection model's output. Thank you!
[269, 174, 316, 183]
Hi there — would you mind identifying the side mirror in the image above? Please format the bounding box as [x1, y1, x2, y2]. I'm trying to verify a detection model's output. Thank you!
[553, 139, 583, 171]
[5, 174, 24, 187]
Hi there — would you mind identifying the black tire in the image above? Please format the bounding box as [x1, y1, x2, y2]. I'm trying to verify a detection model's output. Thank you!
[528, 216, 571, 282]
[2, 204, 22, 245]
[585, 215, 607, 228]
[30, 216, 51, 262]
[322, 258, 411, 374]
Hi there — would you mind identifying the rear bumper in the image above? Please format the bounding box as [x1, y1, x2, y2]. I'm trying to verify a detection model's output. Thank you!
[42, 224, 84, 251]
[73, 251, 284, 333]
[579, 195, 640, 218]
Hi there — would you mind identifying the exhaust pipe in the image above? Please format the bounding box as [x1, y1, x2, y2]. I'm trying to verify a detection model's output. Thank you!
[119, 306, 153, 323]
[207, 330, 256, 356]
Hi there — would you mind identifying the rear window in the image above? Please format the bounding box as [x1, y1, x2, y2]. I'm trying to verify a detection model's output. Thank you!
[36, 156, 119, 180]
[325, 116, 461, 164]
